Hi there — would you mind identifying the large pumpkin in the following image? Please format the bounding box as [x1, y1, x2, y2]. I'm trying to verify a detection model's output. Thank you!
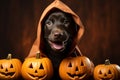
[21, 52, 53, 80]
[0, 54, 22, 80]
[94, 59, 120, 80]
[59, 56, 94, 80]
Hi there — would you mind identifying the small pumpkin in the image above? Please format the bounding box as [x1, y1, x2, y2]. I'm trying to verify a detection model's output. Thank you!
[59, 56, 94, 80]
[93, 59, 120, 80]
[21, 52, 53, 80]
[0, 54, 22, 80]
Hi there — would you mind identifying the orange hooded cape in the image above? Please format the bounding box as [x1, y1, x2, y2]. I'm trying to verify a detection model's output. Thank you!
[27, 0, 84, 57]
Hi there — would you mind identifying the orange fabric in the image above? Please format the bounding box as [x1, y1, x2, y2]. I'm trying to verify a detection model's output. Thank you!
[27, 0, 84, 57]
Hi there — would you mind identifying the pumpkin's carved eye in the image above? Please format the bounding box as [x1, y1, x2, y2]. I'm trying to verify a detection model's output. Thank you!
[0, 64, 3, 69]
[81, 61, 84, 66]
[39, 64, 44, 69]
[108, 70, 112, 74]
[29, 63, 33, 68]
[10, 64, 13, 68]
[68, 62, 72, 67]
[99, 70, 102, 74]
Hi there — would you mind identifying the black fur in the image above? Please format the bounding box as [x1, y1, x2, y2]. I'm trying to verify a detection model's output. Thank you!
[43, 9, 77, 80]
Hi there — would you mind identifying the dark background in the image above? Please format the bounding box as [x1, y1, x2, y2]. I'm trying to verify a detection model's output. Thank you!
[0, 0, 120, 66]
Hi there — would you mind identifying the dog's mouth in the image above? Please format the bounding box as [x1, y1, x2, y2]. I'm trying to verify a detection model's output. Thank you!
[48, 40, 65, 51]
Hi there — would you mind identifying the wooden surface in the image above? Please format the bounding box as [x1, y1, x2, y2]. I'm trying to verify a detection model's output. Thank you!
[0, 0, 120, 66]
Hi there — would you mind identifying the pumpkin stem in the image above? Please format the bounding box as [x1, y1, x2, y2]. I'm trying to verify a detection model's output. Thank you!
[105, 59, 110, 65]
[7, 54, 12, 60]
[36, 52, 40, 59]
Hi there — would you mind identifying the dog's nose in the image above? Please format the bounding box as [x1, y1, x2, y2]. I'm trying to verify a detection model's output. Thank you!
[54, 32, 63, 38]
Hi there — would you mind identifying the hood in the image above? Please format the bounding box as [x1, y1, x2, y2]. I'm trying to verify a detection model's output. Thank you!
[27, 0, 84, 57]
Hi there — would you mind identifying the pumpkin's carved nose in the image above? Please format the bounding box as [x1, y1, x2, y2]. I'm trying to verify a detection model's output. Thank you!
[35, 70, 38, 73]
[75, 67, 79, 71]
[5, 68, 8, 72]
[104, 73, 107, 76]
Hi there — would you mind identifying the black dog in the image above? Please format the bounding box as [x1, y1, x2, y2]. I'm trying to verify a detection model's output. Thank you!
[43, 9, 77, 80]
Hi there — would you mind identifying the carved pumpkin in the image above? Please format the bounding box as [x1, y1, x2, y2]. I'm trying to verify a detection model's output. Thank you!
[0, 54, 22, 80]
[21, 53, 53, 80]
[94, 59, 120, 80]
[59, 56, 94, 80]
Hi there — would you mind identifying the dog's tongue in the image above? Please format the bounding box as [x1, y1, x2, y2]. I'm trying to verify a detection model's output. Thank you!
[49, 41, 64, 50]
[52, 43, 64, 50]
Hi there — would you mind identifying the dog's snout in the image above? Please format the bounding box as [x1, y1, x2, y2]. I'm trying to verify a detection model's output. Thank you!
[54, 31, 63, 38]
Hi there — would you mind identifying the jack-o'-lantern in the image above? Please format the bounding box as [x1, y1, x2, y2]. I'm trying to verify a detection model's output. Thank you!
[59, 56, 94, 80]
[0, 54, 22, 80]
[21, 52, 53, 80]
[94, 59, 120, 80]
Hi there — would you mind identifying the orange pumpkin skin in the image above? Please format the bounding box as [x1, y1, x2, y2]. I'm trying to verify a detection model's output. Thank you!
[94, 59, 120, 80]
[21, 54, 53, 80]
[0, 54, 22, 80]
[59, 56, 94, 80]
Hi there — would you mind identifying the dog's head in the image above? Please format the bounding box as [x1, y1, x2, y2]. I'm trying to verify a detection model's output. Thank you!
[43, 9, 78, 54]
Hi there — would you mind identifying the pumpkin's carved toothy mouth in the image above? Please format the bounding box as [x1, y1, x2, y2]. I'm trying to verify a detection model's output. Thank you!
[67, 72, 87, 79]
[99, 77, 112, 80]
[0, 72, 15, 76]
[28, 73, 47, 79]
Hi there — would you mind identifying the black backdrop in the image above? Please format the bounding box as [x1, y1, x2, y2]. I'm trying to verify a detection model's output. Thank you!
[0, 0, 120, 66]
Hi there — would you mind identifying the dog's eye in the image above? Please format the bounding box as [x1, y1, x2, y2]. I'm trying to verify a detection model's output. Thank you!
[63, 20, 70, 26]
[46, 21, 53, 27]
